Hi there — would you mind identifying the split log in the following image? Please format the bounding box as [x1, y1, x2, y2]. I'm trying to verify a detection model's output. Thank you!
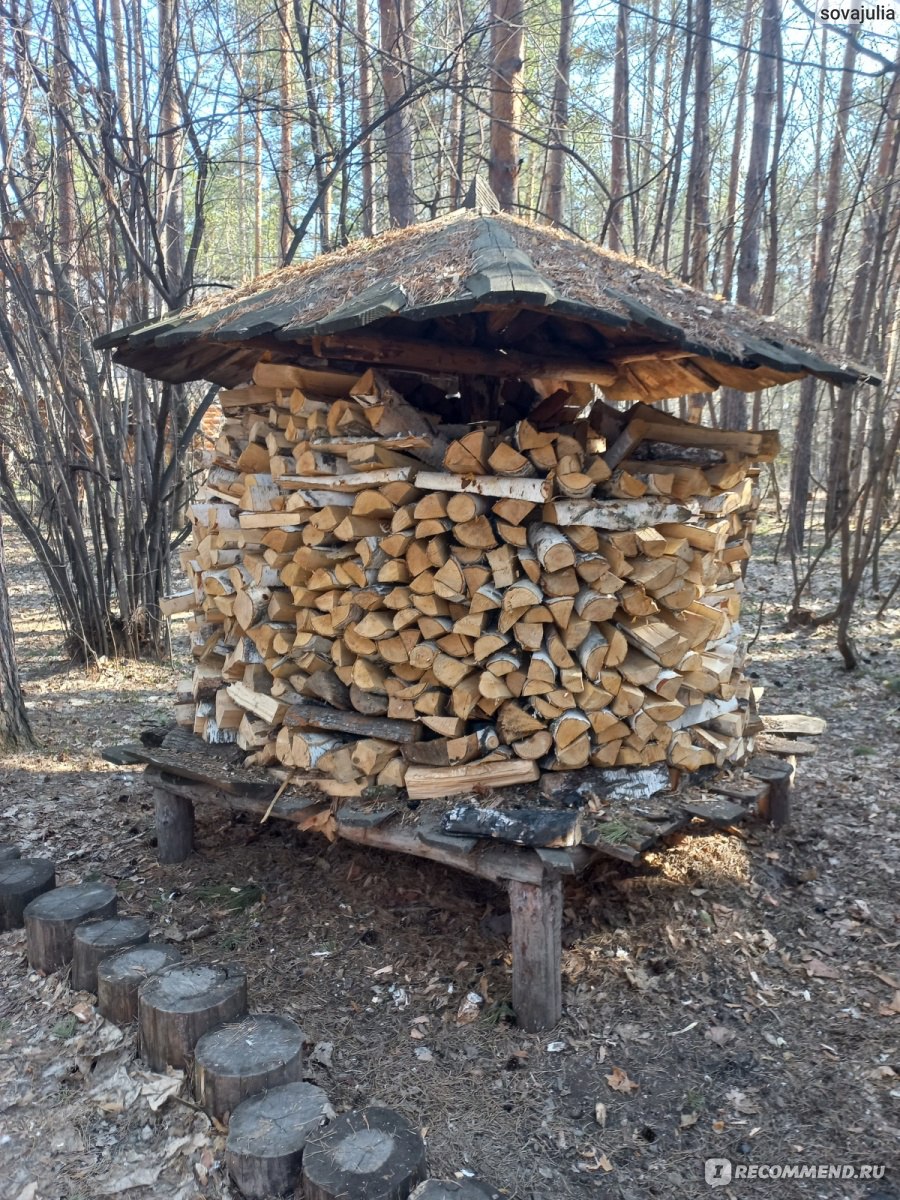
[284, 702, 421, 743]
[0, 858, 55, 932]
[441, 805, 580, 848]
[527, 523, 575, 572]
[71, 916, 151, 993]
[138, 962, 248, 1071]
[24, 882, 117, 972]
[97, 944, 183, 1025]
[301, 1106, 427, 1200]
[760, 713, 826, 736]
[194, 1013, 306, 1123]
[0, 843, 20, 862]
[226, 1081, 333, 1200]
[543, 497, 692, 529]
[405, 759, 539, 800]
[414, 471, 551, 504]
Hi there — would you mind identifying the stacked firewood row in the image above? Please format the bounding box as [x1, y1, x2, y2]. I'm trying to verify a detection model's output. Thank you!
[167, 362, 769, 799]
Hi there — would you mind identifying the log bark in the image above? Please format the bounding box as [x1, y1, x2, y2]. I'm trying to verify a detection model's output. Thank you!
[441, 805, 580, 848]
[24, 881, 117, 971]
[71, 916, 151, 993]
[194, 1013, 306, 1123]
[302, 1106, 427, 1200]
[97, 944, 183, 1025]
[284, 702, 421, 743]
[226, 1081, 333, 1200]
[138, 962, 248, 1071]
[0, 857, 55, 931]
[0, 843, 20, 862]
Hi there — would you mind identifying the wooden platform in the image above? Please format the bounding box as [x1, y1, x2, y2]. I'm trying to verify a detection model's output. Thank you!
[104, 728, 810, 1031]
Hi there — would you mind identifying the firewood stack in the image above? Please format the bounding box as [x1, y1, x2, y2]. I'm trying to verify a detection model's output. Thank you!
[168, 362, 773, 800]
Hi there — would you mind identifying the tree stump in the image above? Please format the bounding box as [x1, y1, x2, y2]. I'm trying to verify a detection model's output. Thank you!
[0, 858, 55, 931]
[410, 1182, 501, 1200]
[24, 881, 117, 971]
[97, 944, 183, 1025]
[138, 962, 247, 1071]
[194, 1013, 306, 1123]
[154, 787, 194, 864]
[0, 843, 21, 862]
[301, 1106, 427, 1200]
[226, 1081, 332, 1199]
[748, 755, 794, 828]
[71, 916, 151, 993]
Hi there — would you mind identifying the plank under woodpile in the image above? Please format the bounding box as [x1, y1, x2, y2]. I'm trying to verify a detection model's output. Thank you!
[162, 358, 772, 804]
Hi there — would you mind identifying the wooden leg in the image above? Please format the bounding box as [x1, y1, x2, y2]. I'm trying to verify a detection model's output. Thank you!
[508, 875, 562, 1033]
[154, 788, 194, 863]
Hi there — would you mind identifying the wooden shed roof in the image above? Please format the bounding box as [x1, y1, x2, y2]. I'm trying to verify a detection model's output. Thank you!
[97, 211, 879, 401]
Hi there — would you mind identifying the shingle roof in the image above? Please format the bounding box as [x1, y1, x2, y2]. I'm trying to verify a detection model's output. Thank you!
[96, 211, 879, 400]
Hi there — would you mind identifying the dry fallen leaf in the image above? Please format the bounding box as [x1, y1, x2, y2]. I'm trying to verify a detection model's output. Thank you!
[594, 1101, 607, 1127]
[681, 1111, 699, 1128]
[705, 1024, 735, 1045]
[605, 1066, 639, 1094]
[878, 990, 900, 1017]
[804, 958, 841, 979]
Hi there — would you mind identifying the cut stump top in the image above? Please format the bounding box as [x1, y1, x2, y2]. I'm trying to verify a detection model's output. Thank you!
[138, 962, 247, 1013]
[195, 1013, 306, 1074]
[24, 881, 116, 922]
[226, 1081, 333, 1157]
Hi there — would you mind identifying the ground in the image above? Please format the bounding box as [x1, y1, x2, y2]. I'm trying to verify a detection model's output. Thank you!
[0, 508, 898, 1200]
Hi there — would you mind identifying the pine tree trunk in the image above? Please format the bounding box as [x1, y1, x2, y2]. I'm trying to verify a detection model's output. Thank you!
[356, 0, 377, 235]
[721, 0, 778, 430]
[0, 518, 34, 754]
[379, 0, 415, 226]
[488, 0, 524, 212]
[608, 0, 629, 250]
[787, 34, 857, 555]
[544, 0, 572, 226]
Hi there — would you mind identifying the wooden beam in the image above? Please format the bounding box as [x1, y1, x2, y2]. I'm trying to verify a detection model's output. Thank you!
[309, 333, 618, 385]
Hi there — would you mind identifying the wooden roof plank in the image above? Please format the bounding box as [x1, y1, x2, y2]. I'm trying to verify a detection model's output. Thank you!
[288, 280, 409, 337]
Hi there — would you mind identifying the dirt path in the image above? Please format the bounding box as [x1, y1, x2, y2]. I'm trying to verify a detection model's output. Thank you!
[0, 515, 898, 1200]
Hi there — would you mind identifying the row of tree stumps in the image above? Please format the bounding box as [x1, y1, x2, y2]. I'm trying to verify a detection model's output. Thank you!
[0, 842, 500, 1200]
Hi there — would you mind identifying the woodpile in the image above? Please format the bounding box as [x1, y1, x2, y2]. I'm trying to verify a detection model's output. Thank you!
[171, 362, 772, 799]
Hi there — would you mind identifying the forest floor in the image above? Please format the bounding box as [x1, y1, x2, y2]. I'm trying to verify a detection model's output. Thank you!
[0, 502, 898, 1200]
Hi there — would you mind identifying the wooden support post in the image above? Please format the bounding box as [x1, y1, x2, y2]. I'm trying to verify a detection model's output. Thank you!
[154, 788, 194, 863]
[508, 875, 563, 1032]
